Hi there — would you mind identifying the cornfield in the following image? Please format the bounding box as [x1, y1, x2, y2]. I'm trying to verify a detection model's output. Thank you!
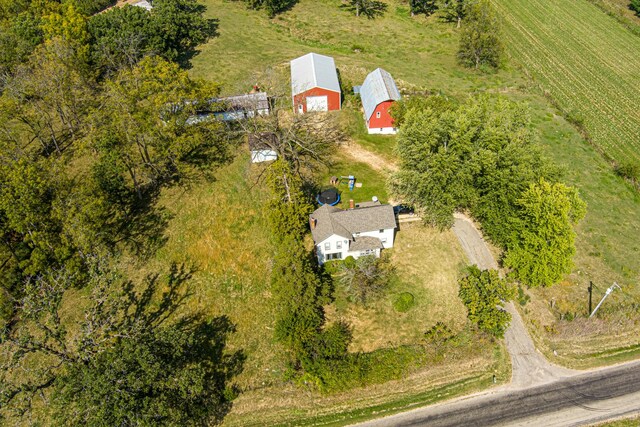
[493, 0, 640, 164]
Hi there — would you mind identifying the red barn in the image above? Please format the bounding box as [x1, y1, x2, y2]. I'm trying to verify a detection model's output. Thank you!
[360, 68, 401, 134]
[290, 53, 341, 114]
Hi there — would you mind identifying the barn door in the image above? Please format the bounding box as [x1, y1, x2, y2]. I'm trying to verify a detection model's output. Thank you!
[306, 96, 328, 112]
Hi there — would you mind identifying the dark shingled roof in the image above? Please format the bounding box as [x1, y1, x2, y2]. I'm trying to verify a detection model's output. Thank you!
[310, 205, 351, 243]
[349, 236, 383, 252]
[310, 204, 396, 244]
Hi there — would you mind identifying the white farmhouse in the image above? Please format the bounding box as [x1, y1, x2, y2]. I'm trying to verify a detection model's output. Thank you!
[310, 201, 397, 264]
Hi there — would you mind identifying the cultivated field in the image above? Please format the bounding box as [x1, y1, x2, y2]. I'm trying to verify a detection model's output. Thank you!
[493, 0, 640, 165]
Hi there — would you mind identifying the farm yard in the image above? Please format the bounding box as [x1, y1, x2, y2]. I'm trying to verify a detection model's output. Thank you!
[3, 0, 640, 425]
[493, 0, 640, 165]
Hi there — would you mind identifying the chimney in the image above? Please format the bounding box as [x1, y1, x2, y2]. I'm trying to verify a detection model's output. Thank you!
[349, 199, 355, 209]
[310, 217, 317, 229]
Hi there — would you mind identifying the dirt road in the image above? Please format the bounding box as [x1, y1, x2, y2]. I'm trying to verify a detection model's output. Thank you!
[345, 142, 576, 388]
[340, 142, 398, 173]
[452, 213, 576, 388]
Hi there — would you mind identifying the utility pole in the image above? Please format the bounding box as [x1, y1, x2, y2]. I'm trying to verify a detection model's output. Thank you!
[589, 282, 621, 318]
[588, 281, 593, 315]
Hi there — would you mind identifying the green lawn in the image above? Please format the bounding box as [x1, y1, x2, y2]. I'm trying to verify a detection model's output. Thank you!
[493, 0, 640, 165]
[318, 149, 390, 209]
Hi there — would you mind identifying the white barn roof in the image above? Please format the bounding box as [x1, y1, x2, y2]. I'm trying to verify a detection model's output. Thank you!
[290, 53, 341, 96]
[360, 68, 401, 121]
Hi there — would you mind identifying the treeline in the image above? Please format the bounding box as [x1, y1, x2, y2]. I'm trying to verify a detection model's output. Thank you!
[236, 0, 472, 21]
[0, 0, 242, 424]
[390, 95, 586, 288]
[0, 0, 216, 74]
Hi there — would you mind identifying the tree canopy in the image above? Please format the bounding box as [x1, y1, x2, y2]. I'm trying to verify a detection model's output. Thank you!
[390, 95, 585, 287]
[457, 0, 504, 70]
[504, 179, 586, 288]
[458, 266, 515, 337]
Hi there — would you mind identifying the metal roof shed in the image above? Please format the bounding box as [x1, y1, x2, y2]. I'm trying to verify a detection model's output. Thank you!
[290, 53, 341, 113]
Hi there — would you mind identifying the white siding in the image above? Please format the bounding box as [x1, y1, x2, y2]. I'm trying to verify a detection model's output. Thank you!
[359, 228, 395, 249]
[346, 248, 381, 259]
[367, 126, 398, 135]
[316, 228, 395, 264]
[251, 150, 278, 163]
[316, 234, 349, 264]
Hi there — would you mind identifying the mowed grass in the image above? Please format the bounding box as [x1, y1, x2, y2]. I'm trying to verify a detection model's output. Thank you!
[317, 148, 390, 209]
[493, 0, 640, 164]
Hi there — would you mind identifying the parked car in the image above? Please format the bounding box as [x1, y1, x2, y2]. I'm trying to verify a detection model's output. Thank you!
[393, 204, 414, 215]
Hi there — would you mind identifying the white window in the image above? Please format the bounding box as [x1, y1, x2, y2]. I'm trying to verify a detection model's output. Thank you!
[376, 111, 381, 119]
[381, 237, 387, 243]
[324, 242, 330, 251]
[337, 241, 342, 250]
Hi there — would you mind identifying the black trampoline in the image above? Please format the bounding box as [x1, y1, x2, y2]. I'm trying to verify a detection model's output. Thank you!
[316, 188, 341, 206]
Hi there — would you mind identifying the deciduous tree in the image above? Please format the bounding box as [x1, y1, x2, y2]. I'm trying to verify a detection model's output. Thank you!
[1, 261, 243, 425]
[437, 0, 465, 27]
[457, 0, 503, 70]
[458, 267, 515, 337]
[337, 254, 395, 306]
[410, 0, 437, 16]
[343, 0, 387, 18]
[504, 179, 586, 288]
[93, 56, 230, 200]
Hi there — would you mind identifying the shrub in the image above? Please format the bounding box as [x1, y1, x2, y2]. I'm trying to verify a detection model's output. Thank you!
[393, 292, 415, 312]
[337, 254, 396, 306]
[458, 267, 515, 338]
[615, 161, 640, 185]
[424, 321, 454, 345]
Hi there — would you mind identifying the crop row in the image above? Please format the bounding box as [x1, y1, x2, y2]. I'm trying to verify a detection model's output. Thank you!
[493, 0, 640, 164]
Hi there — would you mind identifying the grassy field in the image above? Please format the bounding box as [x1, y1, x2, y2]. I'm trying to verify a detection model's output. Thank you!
[140, 150, 286, 391]
[328, 222, 468, 352]
[493, 0, 640, 165]
[590, 415, 640, 427]
[192, 0, 526, 95]
[144, 143, 504, 424]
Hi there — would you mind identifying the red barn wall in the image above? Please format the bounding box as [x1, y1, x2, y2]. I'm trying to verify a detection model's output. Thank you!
[367, 100, 396, 129]
[293, 88, 341, 113]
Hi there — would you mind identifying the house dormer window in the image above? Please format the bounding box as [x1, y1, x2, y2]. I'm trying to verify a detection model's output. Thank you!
[379, 229, 384, 233]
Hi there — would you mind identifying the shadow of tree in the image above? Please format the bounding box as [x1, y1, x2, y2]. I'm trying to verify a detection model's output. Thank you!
[178, 17, 220, 69]
[340, 0, 388, 19]
[1, 261, 245, 426]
